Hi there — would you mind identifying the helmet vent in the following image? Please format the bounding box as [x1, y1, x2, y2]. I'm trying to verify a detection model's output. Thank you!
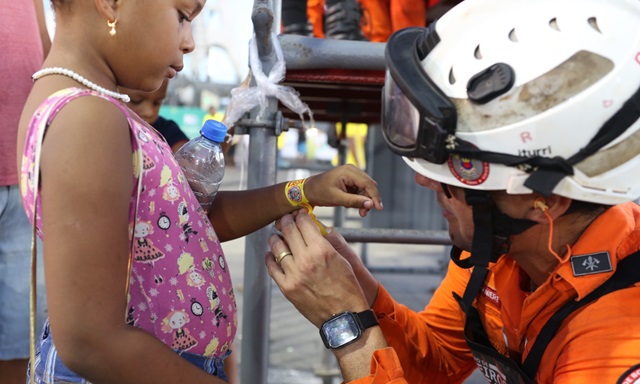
[474, 45, 483, 59]
[508, 28, 518, 42]
[588, 17, 602, 33]
[449, 67, 456, 85]
[549, 17, 561, 31]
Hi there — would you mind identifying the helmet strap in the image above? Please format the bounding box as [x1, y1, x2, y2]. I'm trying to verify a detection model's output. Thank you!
[450, 190, 538, 269]
[451, 189, 538, 313]
[450, 83, 640, 197]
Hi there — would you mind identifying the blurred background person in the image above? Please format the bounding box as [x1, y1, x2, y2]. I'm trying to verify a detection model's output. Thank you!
[120, 79, 189, 153]
[1, 1, 50, 383]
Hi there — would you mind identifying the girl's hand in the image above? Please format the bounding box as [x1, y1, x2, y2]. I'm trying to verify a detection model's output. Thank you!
[304, 164, 383, 217]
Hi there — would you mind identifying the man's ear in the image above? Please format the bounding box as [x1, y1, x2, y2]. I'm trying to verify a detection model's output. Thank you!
[527, 195, 572, 223]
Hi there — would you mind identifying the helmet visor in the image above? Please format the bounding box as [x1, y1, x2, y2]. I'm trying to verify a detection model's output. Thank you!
[381, 26, 457, 164]
[382, 73, 420, 148]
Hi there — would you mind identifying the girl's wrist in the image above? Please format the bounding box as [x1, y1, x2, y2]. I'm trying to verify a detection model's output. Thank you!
[283, 177, 331, 235]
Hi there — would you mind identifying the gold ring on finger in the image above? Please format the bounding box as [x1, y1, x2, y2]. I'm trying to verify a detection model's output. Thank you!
[276, 251, 293, 266]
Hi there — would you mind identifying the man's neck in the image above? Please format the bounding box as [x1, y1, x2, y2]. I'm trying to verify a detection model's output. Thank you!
[508, 213, 597, 289]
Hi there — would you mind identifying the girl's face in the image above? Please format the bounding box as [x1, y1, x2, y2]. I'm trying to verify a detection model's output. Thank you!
[113, 0, 206, 92]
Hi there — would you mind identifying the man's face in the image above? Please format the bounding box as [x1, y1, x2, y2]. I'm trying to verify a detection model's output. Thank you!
[414, 173, 474, 251]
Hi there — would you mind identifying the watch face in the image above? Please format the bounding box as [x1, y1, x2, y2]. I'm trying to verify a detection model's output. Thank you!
[321, 312, 360, 349]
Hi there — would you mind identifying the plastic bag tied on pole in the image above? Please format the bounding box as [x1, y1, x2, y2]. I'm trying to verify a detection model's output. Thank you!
[223, 32, 314, 131]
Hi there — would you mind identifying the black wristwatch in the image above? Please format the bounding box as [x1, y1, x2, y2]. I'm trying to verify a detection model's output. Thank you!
[319, 309, 379, 350]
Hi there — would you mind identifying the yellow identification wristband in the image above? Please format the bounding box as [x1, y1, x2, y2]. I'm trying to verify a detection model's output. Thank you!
[285, 179, 310, 207]
[284, 179, 332, 236]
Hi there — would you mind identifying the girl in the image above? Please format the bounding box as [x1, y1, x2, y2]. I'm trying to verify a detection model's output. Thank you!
[17, 1, 383, 383]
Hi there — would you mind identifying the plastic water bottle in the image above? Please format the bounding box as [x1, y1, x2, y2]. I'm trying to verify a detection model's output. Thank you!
[175, 120, 227, 213]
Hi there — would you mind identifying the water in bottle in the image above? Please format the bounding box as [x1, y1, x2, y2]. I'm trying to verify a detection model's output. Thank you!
[175, 119, 227, 213]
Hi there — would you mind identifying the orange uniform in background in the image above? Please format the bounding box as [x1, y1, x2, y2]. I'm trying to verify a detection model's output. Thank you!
[306, 0, 428, 42]
[307, 0, 326, 38]
[359, 0, 427, 42]
[349, 202, 640, 383]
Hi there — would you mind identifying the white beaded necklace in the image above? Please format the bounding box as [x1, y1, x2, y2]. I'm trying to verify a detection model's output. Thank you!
[32, 67, 130, 103]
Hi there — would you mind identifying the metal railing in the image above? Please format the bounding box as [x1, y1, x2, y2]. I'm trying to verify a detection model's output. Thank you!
[238, 1, 451, 383]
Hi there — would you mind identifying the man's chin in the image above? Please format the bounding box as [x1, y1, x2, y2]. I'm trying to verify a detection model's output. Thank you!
[449, 234, 472, 253]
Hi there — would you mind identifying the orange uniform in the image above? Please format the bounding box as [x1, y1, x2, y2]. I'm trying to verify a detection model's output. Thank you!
[306, 0, 426, 42]
[350, 202, 640, 383]
[358, 0, 426, 42]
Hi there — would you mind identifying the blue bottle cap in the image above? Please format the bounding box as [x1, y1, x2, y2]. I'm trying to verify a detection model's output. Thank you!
[200, 120, 228, 143]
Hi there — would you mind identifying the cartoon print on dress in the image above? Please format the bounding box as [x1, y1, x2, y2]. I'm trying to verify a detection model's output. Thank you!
[206, 282, 228, 327]
[161, 309, 198, 352]
[195, 205, 218, 242]
[228, 287, 236, 302]
[204, 335, 220, 356]
[153, 138, 166, 157]
[160, 165, 180, 204]
[142, 153, 156, 172]
[230, 312, 238, 337]
[177, 171, 185, 186]
[157, 211, 171, 236]
[20, 165, 35, 216]
[132, 149, 142, 179]
[190, 298, 205, 324]
[177, 252, 206, 290]
[177, 199, 198, 243]
[176, 289, 186, 303]
[220, 341, 230, 355]
[22, 156, 36, 200]
[202, 256, 215, 277]
[199, 238, 209, 253]
[137, 129, 150, 144]
[204, 223, 217, 242]
[125, 306, 136, 326]
[133, 219, 165, 265]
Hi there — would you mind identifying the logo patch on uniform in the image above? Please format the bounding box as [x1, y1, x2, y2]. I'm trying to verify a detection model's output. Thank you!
[570, 251, 612, 277]
[474, 357, 507, 384]
[448, 154, 490, 186]
[480, 285, 501, 308]
[617, 364, 640, 384]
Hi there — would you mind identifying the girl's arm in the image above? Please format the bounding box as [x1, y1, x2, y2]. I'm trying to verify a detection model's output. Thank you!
[210, 164, 383, 242]
[39, 98, 225, 384]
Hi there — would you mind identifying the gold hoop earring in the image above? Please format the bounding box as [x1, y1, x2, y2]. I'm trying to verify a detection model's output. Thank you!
[107, 19, 117, 36]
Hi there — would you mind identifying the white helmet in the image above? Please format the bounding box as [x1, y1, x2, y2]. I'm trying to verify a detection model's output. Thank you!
[381, 0, 640, 205]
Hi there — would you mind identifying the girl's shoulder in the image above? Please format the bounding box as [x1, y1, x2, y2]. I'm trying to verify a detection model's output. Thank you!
[38, 87, 133, 131]
[27, 87, 140, 191]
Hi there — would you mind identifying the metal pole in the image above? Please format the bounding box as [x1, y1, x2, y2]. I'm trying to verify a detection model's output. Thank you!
[240, 1, 278, 383]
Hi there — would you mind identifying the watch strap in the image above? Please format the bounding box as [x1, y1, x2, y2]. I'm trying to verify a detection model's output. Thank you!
[355, 309, 379, 330]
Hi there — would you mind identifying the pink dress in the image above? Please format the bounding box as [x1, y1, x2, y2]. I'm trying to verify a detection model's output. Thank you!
[21, 88, 237, 359]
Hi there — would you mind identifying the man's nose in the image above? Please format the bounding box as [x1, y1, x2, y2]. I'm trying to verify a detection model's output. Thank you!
[414, 173, 442, 192]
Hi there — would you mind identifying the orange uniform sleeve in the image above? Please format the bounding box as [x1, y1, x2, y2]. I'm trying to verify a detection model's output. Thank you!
[347, 348, 408, 384]
[368, 259, 478, 383]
